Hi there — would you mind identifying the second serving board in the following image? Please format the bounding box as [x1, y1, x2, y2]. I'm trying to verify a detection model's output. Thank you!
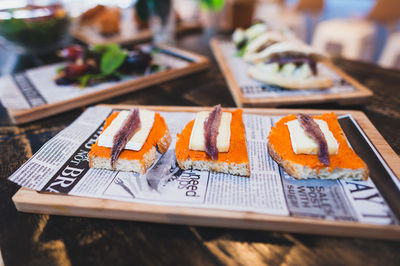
[210, 38, 373, 107]
[0, 45, 209, 124]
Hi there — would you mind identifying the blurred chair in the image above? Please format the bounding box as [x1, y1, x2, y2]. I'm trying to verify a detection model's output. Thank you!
[312, 0, 400, 62]
[273, 7, 307, 41]
[295, 0, 324, 13]
[254, 0, 324, 42]
[174, 0, 200, 23]
[367, 0, 400, 29]
[295, 0, 324, 42]
[253, 0, 284, 28]
[378, 32, 400, 69]
[312, 19, 376, 61]
[367, 0, 400, 61]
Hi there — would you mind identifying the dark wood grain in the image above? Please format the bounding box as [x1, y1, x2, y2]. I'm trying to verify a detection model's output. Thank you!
[0, 32, 400, 266]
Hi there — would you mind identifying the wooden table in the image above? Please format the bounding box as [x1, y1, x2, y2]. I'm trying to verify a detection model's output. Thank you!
[1, 32, 399, 265]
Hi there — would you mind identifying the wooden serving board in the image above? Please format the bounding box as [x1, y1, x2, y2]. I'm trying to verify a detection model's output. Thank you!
[5, 46, 208, 124]
[210, 38, 373, 107]
[73, 22, 202, 46]
[12, 105, 400, 240]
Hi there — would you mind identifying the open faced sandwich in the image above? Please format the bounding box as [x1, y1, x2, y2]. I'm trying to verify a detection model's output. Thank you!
[248, 41, 333, 90]
[89, 108, 171, 174]
[268, 113, 368, 180]
[241, 31, 287, 62]
[232, 22, 269, 56]
[175, 105, 250, 177]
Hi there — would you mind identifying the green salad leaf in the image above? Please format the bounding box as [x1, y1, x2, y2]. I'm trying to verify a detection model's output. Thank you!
[76, 44, 128, 87]
[93, 44, 127, 75]
[92, 43, 118, 53]
[78, 74, 91, 88]
[78, 73, 107, 87]
[235, 43, 248, 57]
[56, 66, 64, 73]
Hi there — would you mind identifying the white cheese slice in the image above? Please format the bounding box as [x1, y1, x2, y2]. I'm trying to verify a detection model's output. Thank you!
[189, 111, 232, 153]
[97, 109, 155, 151]
[286, 119, 338, 155]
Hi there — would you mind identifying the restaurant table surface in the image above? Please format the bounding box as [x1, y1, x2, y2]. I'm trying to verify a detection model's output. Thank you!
[0, 31, 400, 266]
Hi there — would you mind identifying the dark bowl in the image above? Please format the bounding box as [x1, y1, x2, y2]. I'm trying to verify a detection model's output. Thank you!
[0, 4, 71, 54]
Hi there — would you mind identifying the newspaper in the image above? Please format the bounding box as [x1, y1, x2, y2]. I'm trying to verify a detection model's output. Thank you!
[8, 106, 399, 225]
[217, 40, 355, 99]
[0, 48, 190, 110]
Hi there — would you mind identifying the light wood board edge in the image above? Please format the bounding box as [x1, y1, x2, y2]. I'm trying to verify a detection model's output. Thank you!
[12, 104, 400, 241]
[12, 187, 400, 241]
[210, 38, 374, 107]
[73, 22, 202, 45]
[8, 48, 209, 125]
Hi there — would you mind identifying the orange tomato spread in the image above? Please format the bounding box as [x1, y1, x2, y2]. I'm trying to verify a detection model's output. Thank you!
[89, 111, 168, 167]
[268, 113, 366, 170]
[175, 109, 249, 164]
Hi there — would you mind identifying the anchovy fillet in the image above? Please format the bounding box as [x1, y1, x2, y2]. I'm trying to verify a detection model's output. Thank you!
[110, 108, 141, 168]
[204, 105, 222, 160]
[297, 114, 330, 165]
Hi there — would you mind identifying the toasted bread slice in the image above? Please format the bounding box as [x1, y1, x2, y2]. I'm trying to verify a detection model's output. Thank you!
[243, 32, 286, 62]
[89, 111, 171, 174]
[251, 41, 327, 64]
[79, 5, 120, 35]
[175, 109, 250, 177]
[79, 5, 106, 25]
[96, 7, 120, 35]
[268, 113, 369, 180]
